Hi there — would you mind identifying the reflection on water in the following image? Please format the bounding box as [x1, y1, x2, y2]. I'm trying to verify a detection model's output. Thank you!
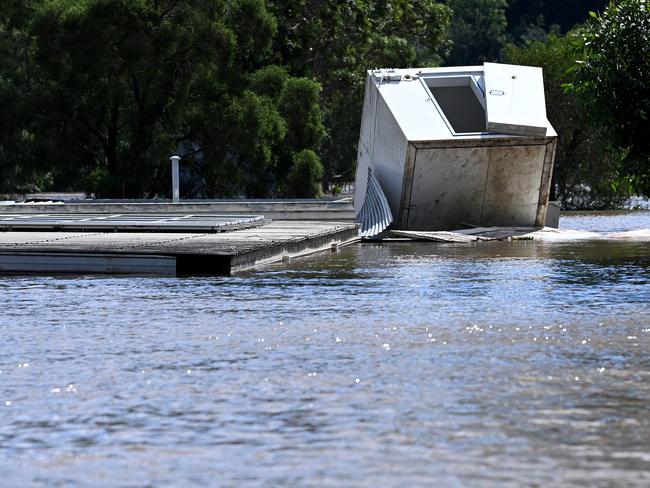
[0, 212, 649, 486]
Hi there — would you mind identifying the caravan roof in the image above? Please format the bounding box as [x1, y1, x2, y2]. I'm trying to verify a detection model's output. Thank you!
[369, 63, 556, 142]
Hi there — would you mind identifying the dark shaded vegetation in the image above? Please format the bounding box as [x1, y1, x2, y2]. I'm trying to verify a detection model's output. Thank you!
[0, 0, 646, 207]
[504, 0, 649, 207]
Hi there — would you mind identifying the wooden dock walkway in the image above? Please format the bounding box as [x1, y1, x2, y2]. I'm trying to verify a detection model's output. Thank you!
[0, 213, 265, 232]
[0, 198, 356, 221]
[0, 220, 359, 276]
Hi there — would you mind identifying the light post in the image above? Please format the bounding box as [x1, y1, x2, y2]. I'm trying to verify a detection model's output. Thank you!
[170, 155, 180, 203]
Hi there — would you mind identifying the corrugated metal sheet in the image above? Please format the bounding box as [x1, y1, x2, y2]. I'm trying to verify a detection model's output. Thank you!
[357, 170, 393, 237]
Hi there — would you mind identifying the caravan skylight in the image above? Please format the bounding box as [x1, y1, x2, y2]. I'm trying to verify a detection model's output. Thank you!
[423, 76, 486, 134]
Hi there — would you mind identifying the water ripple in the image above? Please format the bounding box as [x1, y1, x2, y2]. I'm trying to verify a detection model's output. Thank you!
[0, 213, 649, 486]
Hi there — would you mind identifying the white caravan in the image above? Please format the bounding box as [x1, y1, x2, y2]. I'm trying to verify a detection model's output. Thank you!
[353, 63, 557, 236]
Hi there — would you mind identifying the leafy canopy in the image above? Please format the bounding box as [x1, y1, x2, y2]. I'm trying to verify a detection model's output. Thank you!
[445, 0, 507, 65]
[0, 0, 326, 198]
[574, 0, 650, 196]
[504, 31, 632, 208]
[269, 0, 451, 180]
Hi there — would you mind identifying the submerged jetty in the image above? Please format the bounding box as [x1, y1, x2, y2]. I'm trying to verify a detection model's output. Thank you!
[2, 200, 648, 276]
[0, 200, 358, 276]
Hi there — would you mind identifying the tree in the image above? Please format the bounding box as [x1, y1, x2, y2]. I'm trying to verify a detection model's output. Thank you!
[20, 0, 246, 196]
[2, 1, 451, 198]
[198, 67, 325, 197]
[0, 0, 325, 198]
[504, 31, 631, 208]
[287, 149, 324, 198]
[269, 0, 451, 184]
[0, 1, 51, 193]
[574, 0, 650, 196]
[445, 0, 507, 65]
[506, 0, 608, 41]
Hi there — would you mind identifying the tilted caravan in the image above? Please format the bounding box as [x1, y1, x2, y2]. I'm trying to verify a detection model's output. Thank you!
[353, 63, 557, 236]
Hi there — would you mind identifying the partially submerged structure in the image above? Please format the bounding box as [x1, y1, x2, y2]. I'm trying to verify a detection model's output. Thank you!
[354, 63, 557, 236]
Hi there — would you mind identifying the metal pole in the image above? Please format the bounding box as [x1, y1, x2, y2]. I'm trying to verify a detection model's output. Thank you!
[170, 155, 180, 203]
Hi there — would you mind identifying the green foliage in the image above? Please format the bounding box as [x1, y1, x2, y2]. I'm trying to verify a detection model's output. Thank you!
[287, 149, 324, 198]
[446, 0, 507, 65]
[195, 66, 325, 198]
[227, 0, 277, 68]
[269, 0, 452, 182]
[20, 0, 243, 196]
[0, 0, 324, 198]
[574, 0, 650, 196]
[506, 1, 608, 41]
[0, 5, 45, 192]
[279, 78, 325, 151]
[248, 65, 288, 99]
[504, 31, 632, 208]
[1, 0, 646, 207]
[215, 90, 288, 197]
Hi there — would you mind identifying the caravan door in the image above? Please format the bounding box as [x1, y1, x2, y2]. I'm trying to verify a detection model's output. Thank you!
[484, 62, 548, 137]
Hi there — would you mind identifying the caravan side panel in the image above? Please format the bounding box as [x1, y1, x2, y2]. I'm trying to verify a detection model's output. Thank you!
[402, 139, 555, 230]
[406, 147, 490, 230]
[480, 145, 546, 226]
[371, 94, 409, 219]
[353, 74, 379, 214]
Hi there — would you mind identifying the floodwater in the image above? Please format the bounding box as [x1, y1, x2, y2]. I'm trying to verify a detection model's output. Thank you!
[1, 212, 649, 487]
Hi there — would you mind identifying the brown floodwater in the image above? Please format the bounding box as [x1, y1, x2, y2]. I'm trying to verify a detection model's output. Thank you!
[0, 211, 648, 486]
